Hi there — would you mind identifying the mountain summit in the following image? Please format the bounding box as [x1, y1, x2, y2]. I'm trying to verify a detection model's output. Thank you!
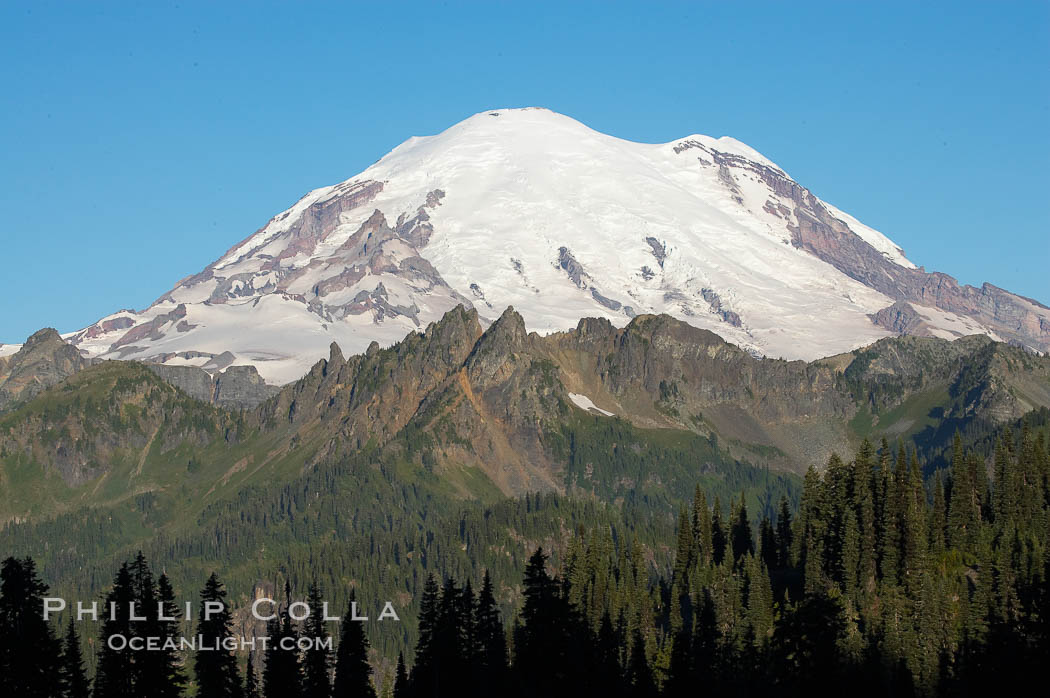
[63, 107, 1049, 383]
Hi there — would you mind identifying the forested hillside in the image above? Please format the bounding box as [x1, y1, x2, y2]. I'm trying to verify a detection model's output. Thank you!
[3, 424, 1047, 696]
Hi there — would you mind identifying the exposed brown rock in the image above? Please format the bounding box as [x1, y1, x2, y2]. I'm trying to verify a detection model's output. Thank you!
[0, 329, 92, 411]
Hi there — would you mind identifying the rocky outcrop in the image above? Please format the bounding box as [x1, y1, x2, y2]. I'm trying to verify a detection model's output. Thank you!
[870, 301, 928, 335]
[146, 364, 279, 409]
[557, 247, 589, 288]
[0, 329, 92, 412]
[247, 306, 1050, 492]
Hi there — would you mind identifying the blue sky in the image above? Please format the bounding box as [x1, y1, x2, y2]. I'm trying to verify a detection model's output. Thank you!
[1, 1, 1047, 342]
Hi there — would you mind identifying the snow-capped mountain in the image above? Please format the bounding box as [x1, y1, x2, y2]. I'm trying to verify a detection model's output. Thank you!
[64, 108, 1049, 384]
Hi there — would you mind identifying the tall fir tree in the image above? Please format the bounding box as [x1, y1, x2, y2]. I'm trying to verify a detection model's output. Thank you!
[61, 616, 91, 698]
[94, 562, 138, 698]
[775, 495, 793, 569]
[410, 574, 440, 697]
[333, 589, 376, 698]
[474, 570, 508, 695]
[0, 557, 63, 698]
[392, 651, 408, 698]
[150, 572, 187, 697]
[194, 573, 242, 698]
[302, 581, 333, 698]
[263, 582, 303, 698]
[693, 485, 713, 568]
[245, 652, 261, 698]
[626, 628, 657, 698]
[730, 498, 754, 565]
[711, 498, 728, 567]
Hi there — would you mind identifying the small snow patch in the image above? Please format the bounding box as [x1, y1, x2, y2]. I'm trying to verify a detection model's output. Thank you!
[568, 392, 614, 416]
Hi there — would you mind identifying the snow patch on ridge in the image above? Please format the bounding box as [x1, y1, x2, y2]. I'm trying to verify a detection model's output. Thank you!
[568, 392, 615, 416]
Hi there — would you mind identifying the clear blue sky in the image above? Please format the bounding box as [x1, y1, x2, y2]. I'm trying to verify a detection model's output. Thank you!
[2, 1, 1047, 342]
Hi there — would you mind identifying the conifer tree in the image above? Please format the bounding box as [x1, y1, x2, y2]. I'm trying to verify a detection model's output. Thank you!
[61, 616, 91, 698]
[693, 485, 713, 567]
[302, 581, 333, 697]
[0, 557, 63, 698]
[333, 589, 376, 698]
[929, 472, 947, 555]
[672, 508, 697, 586]
[392, 652, 408, 698]
[263, 583, 302, 698]
[759, 516, 777, 572]
[664, 623, 693, 698]
[775, 496, 793, 569]
[244, 652, 261, 698]
[410, 574, 440, 697]
[853, 441, 878, 596]
[730, 498, 754, 564]
[626, 628, 657, 698]
[711, 498, 728, 566]
[151, 572, 187, 697]
[514, 548, 573, 696]
[128, 551, 160, 694]
[947, 433, 976, 550]
[475, 570, 508, 694]
[94, 562, 138, 698]
[194, 573, 241, 697]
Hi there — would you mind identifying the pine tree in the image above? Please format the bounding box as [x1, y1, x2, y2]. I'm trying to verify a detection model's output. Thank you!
[302, 582, 333, 698]
[475, 570, 508, 695]
[0, 557, 63, 698]
[949, 438, 983, 553]
[151, 572, 187, 697]
[411, 574, 440, 697]
[195, 573, 242, 698]
[693, 485, 713, 568]
[775, 495, 793, 569]
[730, 498, 754, 565]
[929, 471, 947, 555]
[759, 516, 778, 572]
[514, 548, 572, 696]
[672, 508, 697, 587]
[664, 623, 693, 697]
[711, 498, 728, 566]
[61, 616, 91, 698]
[333, 589, 376, 698]
[853, 441, 878, 596]
[877, 445, 901, 586]
[392, 652, 408, 698]
[626, 628, 657, 698]
[244, 652, 261, 698]
[94, 562, 138, 698]
[128, 552, 160, 693]
[263, 582, 302, 698]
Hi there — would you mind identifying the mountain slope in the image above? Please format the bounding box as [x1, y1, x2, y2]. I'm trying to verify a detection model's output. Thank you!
[51, 108, 1050, 384]
[0, 328, 91, 412]
[5, 306, 1049, 526]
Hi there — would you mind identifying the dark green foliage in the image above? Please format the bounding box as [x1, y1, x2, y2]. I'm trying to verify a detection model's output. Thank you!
[61, 616, 91, 698]
[93, 562, 137, 698]
[0, 556, 63, 697]
[333, 589, 375, 697]
[245, 653, 261, 698]
[302, 582, 333, 698]
[474, 570, 508, 695]
[263, 583, 302, 698]
[195, 572, 241, 697]
[392, 652, 408, 698]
